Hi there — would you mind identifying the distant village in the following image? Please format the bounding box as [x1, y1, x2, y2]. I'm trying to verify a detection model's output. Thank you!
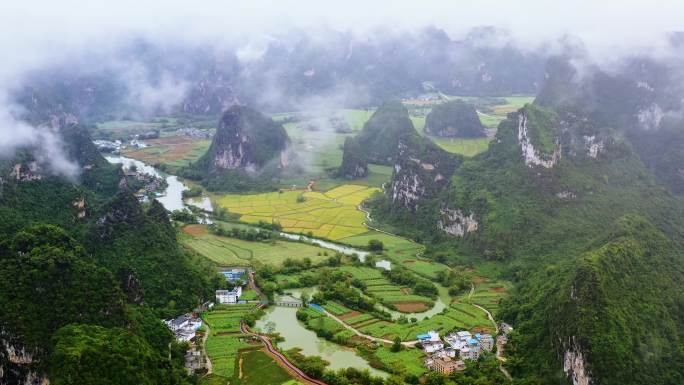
[93, 127, 213, 154]
[163, 265, 513, 376]
[418, 322, 513, 375]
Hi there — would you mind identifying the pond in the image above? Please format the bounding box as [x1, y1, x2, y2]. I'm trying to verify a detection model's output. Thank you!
[255, 305, 387, 377]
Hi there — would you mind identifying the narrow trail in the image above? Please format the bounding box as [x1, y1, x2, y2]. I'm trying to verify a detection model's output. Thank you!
[469, 285, 512, 381]
[240, 322, 328, 385]
[357, 204, 425, 257]
[323, 309, 420, 347]
[200, 322, 213, 376]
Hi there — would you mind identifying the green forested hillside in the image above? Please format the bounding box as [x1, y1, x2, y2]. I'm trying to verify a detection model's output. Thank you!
[501, 216, 684, 385]
[371, 102, 684, 385]
[0, 127, 218, 384]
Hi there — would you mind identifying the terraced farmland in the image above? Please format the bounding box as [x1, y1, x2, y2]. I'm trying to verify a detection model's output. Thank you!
[459, 280, 512, 314]
[357, 302, 493, 341]
[337, 266, 434, 310]
[202, 305, 257, 379]
[216, 184, 380, 240]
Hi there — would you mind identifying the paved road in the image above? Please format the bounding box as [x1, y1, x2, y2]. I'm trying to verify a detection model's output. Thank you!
[240, 321, 328, 385]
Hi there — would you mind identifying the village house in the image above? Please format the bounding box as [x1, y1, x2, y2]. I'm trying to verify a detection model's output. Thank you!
[216, 286, 242, 304]
[220, 268, 246, 282]
[164, 313, 202, 342]
[429, 357, 466, 375]
[476, 333, 495, 352]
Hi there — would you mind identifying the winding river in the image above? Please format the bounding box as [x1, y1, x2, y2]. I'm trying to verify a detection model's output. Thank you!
[104, 155, 448, 375]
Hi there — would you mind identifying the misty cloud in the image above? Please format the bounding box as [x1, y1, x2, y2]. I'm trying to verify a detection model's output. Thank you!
[0, 97, 79, 179]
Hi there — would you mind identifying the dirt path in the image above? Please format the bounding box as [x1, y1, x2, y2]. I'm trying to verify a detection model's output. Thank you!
[201, 322, 213, 375]
[357, 204, 425, 258]
[469, 284, 512, 381]
[241, 322, 327, 385]
[323, 309, 420, 347]
[247, 271, 268, 304]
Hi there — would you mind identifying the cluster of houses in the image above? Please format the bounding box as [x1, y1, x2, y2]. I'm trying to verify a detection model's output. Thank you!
[419, 330, 495, 375]
[164, 313, 203, 342]
[177, 127, 213, 139]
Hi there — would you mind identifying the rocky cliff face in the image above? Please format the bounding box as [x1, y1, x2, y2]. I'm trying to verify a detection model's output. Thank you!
[0, 329, 48, 385]
[438, 207, 478, 236]
[517, 112, 561, 168]
[201, 105, 290, 174]
[389, 136, 460, 211]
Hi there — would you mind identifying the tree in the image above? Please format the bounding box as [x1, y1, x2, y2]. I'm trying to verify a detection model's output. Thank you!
[368, 239, 384, 251]
[391, 336, 402, 352]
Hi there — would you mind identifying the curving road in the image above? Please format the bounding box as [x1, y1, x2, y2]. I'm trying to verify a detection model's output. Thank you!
[240, 321, 328, 385]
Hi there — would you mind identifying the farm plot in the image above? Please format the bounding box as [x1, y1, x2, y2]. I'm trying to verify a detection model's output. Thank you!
[203, 304, 254, 334]
[337, 266, 433, 309]
[123, 135, 210, 169]
[216, 185, 380, 240]
[459, 280, 512, 314]
[236, 350, 294, 385]
[373, 347, 426, 377]
[202, 305, 257, 379]
[181, 225, 330, 267]
[355, 302, 494, 341]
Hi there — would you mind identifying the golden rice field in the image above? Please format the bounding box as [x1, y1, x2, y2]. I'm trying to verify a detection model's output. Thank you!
[216, 184, 380, 240]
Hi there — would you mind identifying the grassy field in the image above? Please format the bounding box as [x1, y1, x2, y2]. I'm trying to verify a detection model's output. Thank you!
[406, 95, 534, 157]
[272, 109, 390, 190]
[340, 232, 449, 279]
[215, 184, 380, 240]
[122, 135, 210, 169]
[181, 225, 331, 267]
[199, 374, 230, 385]
[235, 350, 294, 385]
[373, 346, 426, 377]
[410, 115, 492, 157]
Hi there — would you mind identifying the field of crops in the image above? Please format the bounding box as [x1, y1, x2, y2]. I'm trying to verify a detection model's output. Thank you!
[215, 185, 380, 240]
[123, 135, 211, 169]
[336, 301, 494, 341]
[202, 305, 257, 379]
[181, 225, 331, 267]
[458, 280, 512, 314]
[203, 304, 254, 333]
[236, 350, 294, 385]
[373, 346, 426, 377]
[337, 266, 433, 308]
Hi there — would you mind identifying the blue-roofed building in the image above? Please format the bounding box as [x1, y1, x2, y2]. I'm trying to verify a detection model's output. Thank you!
[468, 338, 479, 346]
[475, 333, 482, 340]
[417, 333, 431, 341]
[220, 268, 246, 282]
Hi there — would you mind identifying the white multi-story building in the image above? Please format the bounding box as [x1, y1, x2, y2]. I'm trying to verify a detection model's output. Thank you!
[216, 286, 243, 304]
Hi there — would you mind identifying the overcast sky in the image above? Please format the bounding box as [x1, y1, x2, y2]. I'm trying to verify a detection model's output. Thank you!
[2, 0, 683, 52]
